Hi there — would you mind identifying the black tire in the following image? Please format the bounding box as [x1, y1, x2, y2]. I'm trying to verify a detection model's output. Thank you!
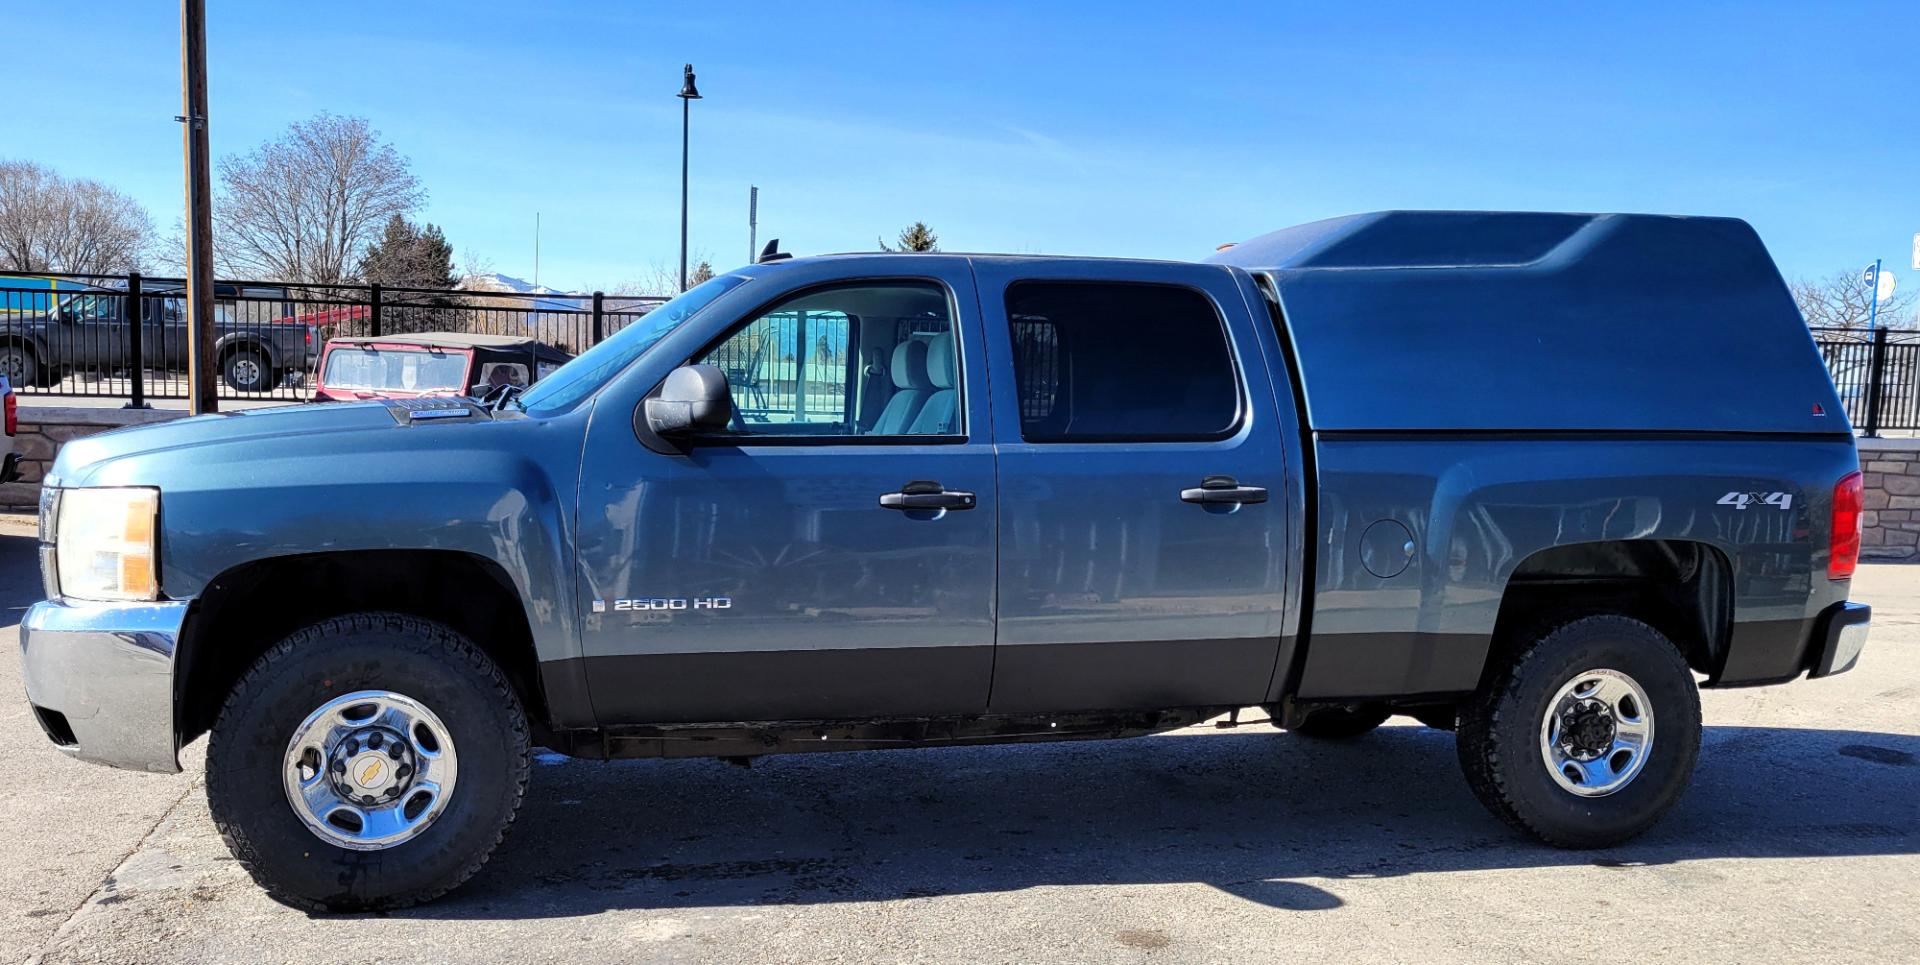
[1456, 614, 1701, 848]
[206, 613, 530, 911]
[1288, 705, 1393, 740]
[222, 347, 271, 392]
[0, 343, 38, 387]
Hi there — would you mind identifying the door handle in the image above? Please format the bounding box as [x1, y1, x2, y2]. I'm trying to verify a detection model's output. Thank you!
[1181, 475, 1268, 505]
[880, 480, 976, 511]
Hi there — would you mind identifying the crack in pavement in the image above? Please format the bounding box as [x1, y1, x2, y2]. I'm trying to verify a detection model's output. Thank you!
[23, 775, 205, 965]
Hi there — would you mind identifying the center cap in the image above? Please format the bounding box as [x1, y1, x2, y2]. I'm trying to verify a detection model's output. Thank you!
[351, 754, 390, 790]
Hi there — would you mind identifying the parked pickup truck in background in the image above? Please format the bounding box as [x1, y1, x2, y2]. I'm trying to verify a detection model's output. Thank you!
[21, 211, 1871, 911]
[0, 284, 315, 391]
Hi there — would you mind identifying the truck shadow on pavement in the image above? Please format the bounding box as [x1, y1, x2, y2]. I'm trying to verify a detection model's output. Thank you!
[0, 533, 41, 617]
[402, 722, 1919, 920]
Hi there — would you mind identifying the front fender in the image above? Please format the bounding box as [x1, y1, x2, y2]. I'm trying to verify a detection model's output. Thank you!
[71, 407, 587, 673]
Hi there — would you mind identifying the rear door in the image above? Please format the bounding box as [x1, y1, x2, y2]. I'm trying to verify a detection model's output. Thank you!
[973, 260, 1291, 713]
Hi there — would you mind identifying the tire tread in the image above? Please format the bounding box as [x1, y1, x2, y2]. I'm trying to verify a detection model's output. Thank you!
[205, 612, 529, 912]
[1456, 614, 1700, 848]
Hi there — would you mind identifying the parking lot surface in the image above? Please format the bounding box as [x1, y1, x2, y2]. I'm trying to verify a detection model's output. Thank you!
[2, 528, 1914, 964]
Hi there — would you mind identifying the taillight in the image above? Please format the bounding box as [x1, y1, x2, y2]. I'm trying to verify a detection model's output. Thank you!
[4, 390, 15, 437]
[1829, 470, 1863, 581]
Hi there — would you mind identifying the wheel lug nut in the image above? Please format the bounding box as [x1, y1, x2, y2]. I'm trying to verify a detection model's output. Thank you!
[331, 759, 347, 773]
[345, 739, 359, 754]
[368, 733, 383, 749]
[388, 744, 403, 759]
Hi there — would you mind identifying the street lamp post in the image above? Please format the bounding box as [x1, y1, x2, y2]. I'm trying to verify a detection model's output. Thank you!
[678, 63, 702, 293]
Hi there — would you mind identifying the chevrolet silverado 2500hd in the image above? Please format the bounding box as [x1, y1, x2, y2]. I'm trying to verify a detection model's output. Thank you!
[22, 211, 1871, 910]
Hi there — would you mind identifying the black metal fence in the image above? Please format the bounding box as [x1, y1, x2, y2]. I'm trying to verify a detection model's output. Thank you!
[0, 270, 663, 404]
[1812, 327, 1920, 435]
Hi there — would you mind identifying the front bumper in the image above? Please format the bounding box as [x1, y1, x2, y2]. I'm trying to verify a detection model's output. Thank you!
[20, 598, 187, 773]
[1808, 601, 1871, 679]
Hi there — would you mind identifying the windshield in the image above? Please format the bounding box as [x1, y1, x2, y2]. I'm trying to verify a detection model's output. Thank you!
[518, 274, 750, 414]
[323, 346, 469, 393]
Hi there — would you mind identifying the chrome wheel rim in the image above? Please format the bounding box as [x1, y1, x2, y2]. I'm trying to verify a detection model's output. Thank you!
[1539, 668, 1654, 797]
[231, 357, 261, 388]
[283, 690, 458, 851]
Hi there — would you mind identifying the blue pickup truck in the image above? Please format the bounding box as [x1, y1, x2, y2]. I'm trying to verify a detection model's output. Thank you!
[22, 211, 1871, 911]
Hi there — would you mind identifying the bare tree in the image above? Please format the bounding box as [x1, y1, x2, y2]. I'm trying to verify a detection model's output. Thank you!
[215, 114, 424, 283]
[0, 160, 155, 275]
[606, 248, 717, 296]
[1793, 269, 1916, 332]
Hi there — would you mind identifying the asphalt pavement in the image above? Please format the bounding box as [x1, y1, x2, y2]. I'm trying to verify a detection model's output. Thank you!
[1, 525, 1915, 964]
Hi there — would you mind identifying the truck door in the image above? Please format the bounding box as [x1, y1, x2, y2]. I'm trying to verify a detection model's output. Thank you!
[63, 294, 125, 375]
[577, 265, 999, 724]
[973, 261, 1291, 714]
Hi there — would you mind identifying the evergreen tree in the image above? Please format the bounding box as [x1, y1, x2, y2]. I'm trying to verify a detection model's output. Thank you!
[359, 214, 459, 332]
[879, 221, 939, 252]
[360, 214, 456, 289]
[690, 260, 714, 286]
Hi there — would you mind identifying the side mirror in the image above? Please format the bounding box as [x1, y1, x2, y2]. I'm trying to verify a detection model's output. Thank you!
[644, 363, 732, 436]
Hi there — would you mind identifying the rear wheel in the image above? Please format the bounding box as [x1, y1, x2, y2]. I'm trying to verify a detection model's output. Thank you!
[1457, 614, 1701, 848]
[206, 613, 530, 911]
[222, 347, 271, 392]
[1288, 705, 1392, 740]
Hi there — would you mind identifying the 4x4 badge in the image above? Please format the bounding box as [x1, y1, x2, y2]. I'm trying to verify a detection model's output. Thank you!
[1718, 491, 1792, 511]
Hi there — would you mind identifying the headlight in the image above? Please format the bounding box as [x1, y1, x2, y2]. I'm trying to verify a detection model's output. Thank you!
[55, 487, 160, 601]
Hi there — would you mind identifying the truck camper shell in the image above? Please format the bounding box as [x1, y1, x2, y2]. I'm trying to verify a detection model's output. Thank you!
[1209, 211, 1847, 435]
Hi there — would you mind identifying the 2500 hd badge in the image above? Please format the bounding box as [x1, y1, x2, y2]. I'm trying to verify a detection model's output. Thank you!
[21, 212, 1871, 912]
[593, 597, 734, 612]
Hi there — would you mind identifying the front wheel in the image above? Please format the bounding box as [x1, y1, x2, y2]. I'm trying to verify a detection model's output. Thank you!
[206, 613, 530, 911]
[1457, 615, 1701, 848]
[0, 344, 38, 387]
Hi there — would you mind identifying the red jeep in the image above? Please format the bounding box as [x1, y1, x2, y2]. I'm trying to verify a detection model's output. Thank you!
[313, 332, 572, 401]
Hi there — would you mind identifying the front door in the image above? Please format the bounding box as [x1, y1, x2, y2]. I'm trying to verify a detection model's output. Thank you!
[973, 262, 1292, 714]
[578, 266, 998, 724]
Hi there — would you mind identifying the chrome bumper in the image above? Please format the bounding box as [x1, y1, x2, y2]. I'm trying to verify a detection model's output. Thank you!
[1809, 601, 1871, 679]
[20, 599, 187, 773]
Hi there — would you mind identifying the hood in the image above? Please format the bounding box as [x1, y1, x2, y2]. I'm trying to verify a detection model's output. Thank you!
[48, 400, 494, 488]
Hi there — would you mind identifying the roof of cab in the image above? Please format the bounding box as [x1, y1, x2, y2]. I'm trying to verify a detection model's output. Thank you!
[1206, 211, 1846, 435]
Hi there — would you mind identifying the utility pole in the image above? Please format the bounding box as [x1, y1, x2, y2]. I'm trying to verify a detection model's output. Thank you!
[534, 211, 540, 290]
[748, 185, 758, 266]
[178, 0, 217, 413]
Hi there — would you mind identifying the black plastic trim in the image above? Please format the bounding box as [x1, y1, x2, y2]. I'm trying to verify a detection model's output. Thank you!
[1808, 601, 1871, 679]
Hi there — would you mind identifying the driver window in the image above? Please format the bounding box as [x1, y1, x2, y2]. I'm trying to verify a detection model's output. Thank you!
[695, 281, 960, 438]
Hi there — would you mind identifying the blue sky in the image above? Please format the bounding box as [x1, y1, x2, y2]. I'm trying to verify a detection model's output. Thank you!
[6, 2, 1917, 299]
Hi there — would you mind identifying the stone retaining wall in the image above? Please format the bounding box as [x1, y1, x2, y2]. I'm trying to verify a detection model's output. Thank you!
[1860, 437, 1920, 562]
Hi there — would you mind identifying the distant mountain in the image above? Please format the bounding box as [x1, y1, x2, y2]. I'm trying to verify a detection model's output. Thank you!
[457, 272, 570, 297]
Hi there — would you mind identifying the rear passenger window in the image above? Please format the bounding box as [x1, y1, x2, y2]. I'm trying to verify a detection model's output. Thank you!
[1005, 282, 1239, 442]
